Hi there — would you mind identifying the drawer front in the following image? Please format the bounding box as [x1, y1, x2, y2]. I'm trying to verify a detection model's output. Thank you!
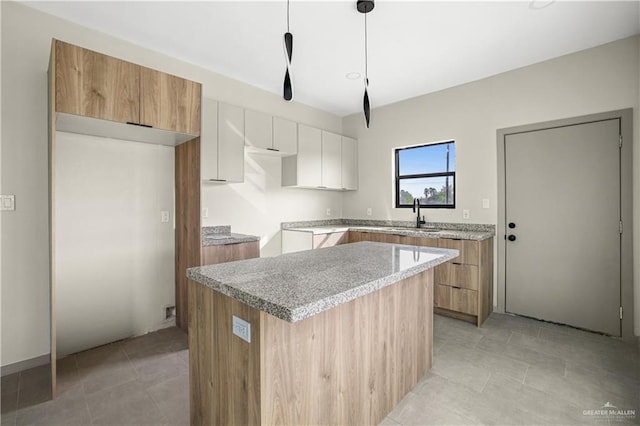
[435, 263, 479, 290]
[437, 239, 479, 265]
[434, 284, 452, 309]
[450, 287, 478, 315]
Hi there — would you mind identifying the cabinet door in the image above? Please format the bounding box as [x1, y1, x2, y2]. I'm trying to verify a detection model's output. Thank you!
[218, 103, 245, 182]
[140, 67, 201, 134]
[321, 131, 342, 189]
[341, 136, 358, 190]
[313, 232, 346, 249]
[297, 125, 322, 187]
[435, 263, 479, 290]
[451, 288, 478, 315]
[244, 109, 272, 150]
[437, 239, 479, 265]
[273, 116, 297, 155]
[55, 40, 139, 124]
[200, 98, 219, 180]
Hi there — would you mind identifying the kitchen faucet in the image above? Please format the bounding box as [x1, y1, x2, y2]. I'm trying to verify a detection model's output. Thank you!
[413, 198, 426, 228]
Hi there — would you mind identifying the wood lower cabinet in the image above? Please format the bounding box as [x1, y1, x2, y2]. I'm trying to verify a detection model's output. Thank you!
[176, 240, 259, 332]
[345, 231, 493, 327]
[434, 238, 493, 326]
[201, 241, 260, 265]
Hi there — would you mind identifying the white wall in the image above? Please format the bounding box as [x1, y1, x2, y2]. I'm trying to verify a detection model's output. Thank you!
[55, 133, 175, 357]
[343, 36, 640, 335]
[1, 2, 342, 367]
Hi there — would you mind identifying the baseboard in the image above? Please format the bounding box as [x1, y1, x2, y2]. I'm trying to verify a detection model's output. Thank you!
[1, 354, 49, 377]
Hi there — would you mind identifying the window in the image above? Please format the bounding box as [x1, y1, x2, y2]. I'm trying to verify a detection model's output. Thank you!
[395, 141, 456, 208]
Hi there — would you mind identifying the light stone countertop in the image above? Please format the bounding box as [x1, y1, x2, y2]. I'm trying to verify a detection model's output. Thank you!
[284, 222, 494, 241]
[187, 241, 458, 323]
[202, 225, 260, 247]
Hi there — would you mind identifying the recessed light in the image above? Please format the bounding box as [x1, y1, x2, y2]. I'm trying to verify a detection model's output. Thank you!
[529, 0, 555, 10]
[345, 72, 361, 80]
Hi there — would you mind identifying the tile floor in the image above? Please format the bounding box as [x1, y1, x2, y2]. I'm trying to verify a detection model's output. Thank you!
[1, 313, 638, 425]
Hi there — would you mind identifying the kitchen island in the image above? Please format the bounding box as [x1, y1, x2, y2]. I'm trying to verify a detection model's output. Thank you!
[186, 241, 458, 425]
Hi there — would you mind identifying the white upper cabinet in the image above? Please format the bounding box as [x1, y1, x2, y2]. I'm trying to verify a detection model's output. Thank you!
[341, 136, 358, 190]
[244, 109, 272, 151]
[282, 124, 322, 187]
[272, 116, 297, 155]
[201, 98, 219, 180]
[282, 126, 357, 191]
[201, 101, 244, 183]
[321, 131, 342, 189]
[218, 103, 245, 182]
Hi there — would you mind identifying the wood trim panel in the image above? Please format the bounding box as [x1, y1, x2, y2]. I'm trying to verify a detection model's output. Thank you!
[435, 263, 479, 290]
[201, 241, 260, 266]
[478, 238, 494, 326]
[140, 67, 201, 134]
[55, 40, 140, 124]
[175, 138, 201, 331]
[48, 39, 57, 399]
[189, 270, 433, 425]
[434, 307, 477, 325]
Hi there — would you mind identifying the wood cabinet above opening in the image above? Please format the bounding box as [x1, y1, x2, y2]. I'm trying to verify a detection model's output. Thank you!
[52, 39, 201, 145]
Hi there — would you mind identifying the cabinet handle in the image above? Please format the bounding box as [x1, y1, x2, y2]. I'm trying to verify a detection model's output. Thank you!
[317, 186, 327, 189]
[208, 179, 227, 182]
[452, 262, 462, 265]
[125, 121, 153, 129]
[266, 148, 280, 152]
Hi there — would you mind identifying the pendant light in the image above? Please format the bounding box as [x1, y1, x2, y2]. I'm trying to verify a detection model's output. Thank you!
[357, 0, 374, 128]
[283, 0, 294, 101]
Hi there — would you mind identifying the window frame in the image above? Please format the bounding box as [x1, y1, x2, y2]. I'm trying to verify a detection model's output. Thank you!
[394, 140, 456, 209]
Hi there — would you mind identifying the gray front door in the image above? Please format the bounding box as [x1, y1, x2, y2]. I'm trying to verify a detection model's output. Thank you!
[504, 119, 621, 336]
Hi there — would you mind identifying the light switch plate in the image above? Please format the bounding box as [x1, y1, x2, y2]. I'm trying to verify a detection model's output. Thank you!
[232, 315, 251, 343]
[366, 207, 372, 216]
[462, 209, 470, 219]
[326, 208, 331, 216]
[202, 207, 209, 218]
[482, 199, 490, 209]
[1, 195, 15, 211]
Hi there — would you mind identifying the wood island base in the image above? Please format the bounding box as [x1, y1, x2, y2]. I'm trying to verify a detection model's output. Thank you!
[188, 269, 434, 425]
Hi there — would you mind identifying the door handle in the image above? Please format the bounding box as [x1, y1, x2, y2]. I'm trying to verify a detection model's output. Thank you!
[508, 235, 517, 242]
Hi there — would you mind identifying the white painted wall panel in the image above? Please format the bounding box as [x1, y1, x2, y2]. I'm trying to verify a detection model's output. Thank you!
[54, 132, 175, 356]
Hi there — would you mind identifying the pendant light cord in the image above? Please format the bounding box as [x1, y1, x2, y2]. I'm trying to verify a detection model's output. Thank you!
[287, 0, 290, 32]
[364, 12, 368, 83]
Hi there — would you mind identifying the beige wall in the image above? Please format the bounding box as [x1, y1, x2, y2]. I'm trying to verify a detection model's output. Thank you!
[0, 2, 342, 367]
[343, 36, 640, 335]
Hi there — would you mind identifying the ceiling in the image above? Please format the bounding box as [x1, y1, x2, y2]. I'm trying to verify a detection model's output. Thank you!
[24, 1, 640, 117]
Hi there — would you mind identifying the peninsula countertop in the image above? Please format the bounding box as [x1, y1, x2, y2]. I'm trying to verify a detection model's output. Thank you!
[187, 241, 458, 323]
[281, 219, 495, 241]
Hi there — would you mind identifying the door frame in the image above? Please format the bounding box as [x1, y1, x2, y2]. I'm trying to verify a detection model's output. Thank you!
[496, 109, 634, 340]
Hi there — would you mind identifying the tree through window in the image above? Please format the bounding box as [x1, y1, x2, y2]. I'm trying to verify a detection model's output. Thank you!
[395, 141, 456, 208]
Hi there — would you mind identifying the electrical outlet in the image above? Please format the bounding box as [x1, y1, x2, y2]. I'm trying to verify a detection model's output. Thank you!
[326, 208, 331, 216]
[463, 209, 470, 219]
[232, 315, 251, 343]
[1, 195, 15, 211]
[164, 305, 176, 321]
[366, 207, 372, 216]
[202, 207, 209, 218]
[161, 211, 170, 223]
[482, 199, 490, 209]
